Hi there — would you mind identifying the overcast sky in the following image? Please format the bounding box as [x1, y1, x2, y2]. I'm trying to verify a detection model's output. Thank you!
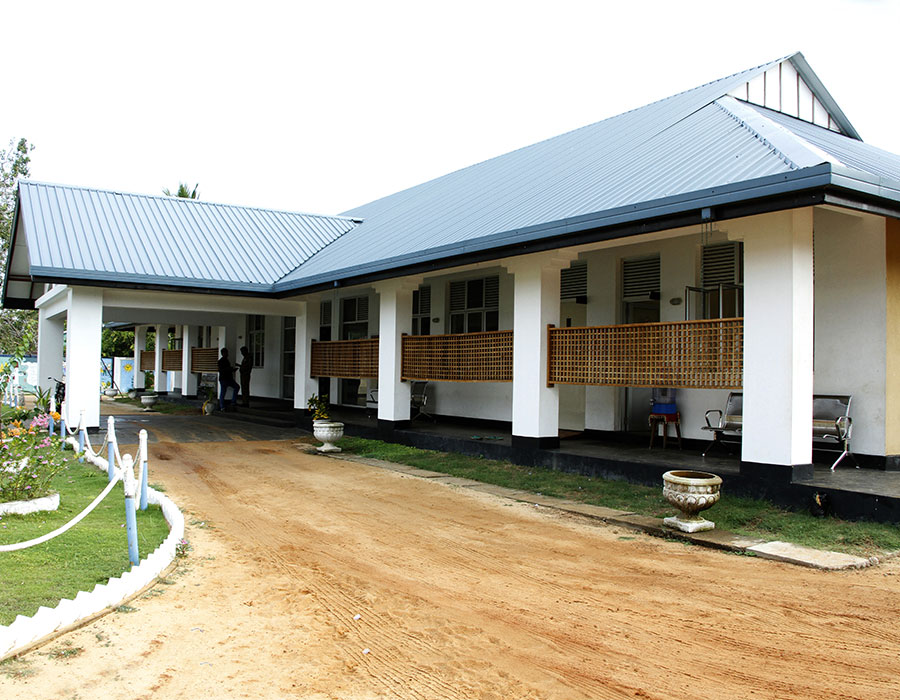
[3, 0, 898, 216]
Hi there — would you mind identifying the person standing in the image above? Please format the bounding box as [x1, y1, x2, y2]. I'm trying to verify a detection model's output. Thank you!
[239, 345, 252, 408]
[217, 347, 240, 411]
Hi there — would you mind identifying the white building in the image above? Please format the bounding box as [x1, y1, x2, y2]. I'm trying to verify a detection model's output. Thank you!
[4, 52, 900, 496]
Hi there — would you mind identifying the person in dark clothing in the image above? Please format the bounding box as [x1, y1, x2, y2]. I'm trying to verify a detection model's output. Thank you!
[239, 345, 252, 407]
[217, 347, 240, 410]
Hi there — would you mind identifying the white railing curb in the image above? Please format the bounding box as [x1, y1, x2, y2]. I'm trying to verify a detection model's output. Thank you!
[0, 437, 185, 659]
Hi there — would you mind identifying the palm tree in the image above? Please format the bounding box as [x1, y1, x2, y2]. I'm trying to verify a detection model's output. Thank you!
[162, 182, 199, 199]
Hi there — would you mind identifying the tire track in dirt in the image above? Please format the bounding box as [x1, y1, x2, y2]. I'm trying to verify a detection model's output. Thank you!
[190, 460, 482, 700]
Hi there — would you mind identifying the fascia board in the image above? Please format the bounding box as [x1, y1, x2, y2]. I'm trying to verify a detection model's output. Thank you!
[29, 269, 275, 296]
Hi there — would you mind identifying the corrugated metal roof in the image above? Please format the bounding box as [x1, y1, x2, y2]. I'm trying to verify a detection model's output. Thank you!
[8, 52, 900, 302]
[272, 54, 897, 290]
[17, 182, 359, 291]
[746, 104, 900, 182]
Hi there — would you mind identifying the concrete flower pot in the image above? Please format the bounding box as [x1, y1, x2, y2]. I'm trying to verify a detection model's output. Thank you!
[313, 420, 344, 453]
[662, 470, 722, 533]
[140, 394, 158, 411]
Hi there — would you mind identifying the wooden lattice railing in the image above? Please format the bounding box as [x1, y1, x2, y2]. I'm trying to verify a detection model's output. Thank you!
[191, 347, 219, 373]
[162, 349, 182, 372]
[548, 318, 743, 389]
[139, 350, 154, 371]
[310, 338, 379, 379]
[402, 330, 514, 382]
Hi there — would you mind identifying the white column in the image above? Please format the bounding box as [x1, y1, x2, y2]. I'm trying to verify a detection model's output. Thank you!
[181, 325, 198, 397]
[37, 307, 65, 395]
[153, 324, 166, 394]
[508, 253, 572, 447]
[133, 325, 146, 389]
[171, 326, 183, 391]
[738, 209, 814, 467]
[293, 300, 320, 410]
[584, 252, 619, 432]
[65, 287, 103, 428]
[376, 280, 416, 423]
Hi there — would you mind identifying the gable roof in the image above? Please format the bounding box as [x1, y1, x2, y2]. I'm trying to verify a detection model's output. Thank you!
[272, 52, 900, 291]
[5, 52, 900, 306]
[3, 181, 359, 304]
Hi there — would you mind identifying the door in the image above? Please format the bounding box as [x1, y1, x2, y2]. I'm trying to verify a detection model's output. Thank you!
[623, 301, 660, 432]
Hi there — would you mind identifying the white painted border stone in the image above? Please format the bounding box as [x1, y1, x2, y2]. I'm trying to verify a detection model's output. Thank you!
[0, 492, 60, 516]
[0, 438, 185, 659]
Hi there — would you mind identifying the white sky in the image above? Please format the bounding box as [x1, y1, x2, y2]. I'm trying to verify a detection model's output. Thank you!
[3, 0, 898, 216]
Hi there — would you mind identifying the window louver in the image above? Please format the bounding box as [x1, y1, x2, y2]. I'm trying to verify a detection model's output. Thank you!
[413, 286, 431, 315]
[484, 276, 499, 309]
[623, 257, 660, 299]
[357, 296, 369, 322]
[320, 300, 332, 326]
[449, 281, 467, 312]
[702, 243, 742, 286]
[561, 261, 587, 300]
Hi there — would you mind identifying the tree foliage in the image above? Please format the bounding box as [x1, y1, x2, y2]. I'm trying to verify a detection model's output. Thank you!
[0, 138, 36, 355]
[162, 182, 199, 199]
[101, 329, 133, 357]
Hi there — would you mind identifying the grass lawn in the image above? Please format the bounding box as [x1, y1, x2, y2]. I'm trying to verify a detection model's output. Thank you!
[0, 460, 170, 626]
[335, 436, 900, 558]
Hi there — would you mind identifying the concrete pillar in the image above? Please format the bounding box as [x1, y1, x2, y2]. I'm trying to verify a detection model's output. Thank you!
[293, 300, 320, 410]
[65, 287, 103, 428]
[171, 326, 183, 391]
[133, 326, 146, 390]
[737, 209, 814, 475]
[376, 280, 417, 425]
[37, 307, 65, 395]
[181, 325, 198, 397]
[584, 252, 618, 432]
[507, 253, 573, 449]
[153, 324, 166, 394]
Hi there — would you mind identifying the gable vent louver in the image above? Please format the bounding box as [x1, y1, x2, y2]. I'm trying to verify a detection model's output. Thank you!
[623, 257, 660, 300]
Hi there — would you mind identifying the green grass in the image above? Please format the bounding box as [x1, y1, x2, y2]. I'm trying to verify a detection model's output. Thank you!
[0, 460, 171, 626]
[336, 436, 900, 557]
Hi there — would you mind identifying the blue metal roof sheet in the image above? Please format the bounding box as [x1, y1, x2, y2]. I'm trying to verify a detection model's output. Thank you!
[17, 182, 359, 291]
[8, 52, 900, 302]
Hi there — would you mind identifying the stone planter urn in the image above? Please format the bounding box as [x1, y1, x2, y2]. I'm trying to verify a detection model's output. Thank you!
[313, 420, 344, 453]
[104, 388, 117, 397]
[140, 393, 159, 411]
[127, 389, 138, 399]
[662, 470, 722, 533]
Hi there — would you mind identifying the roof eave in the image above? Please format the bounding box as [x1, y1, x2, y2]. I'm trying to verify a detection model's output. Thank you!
[271, 164, 837, 295]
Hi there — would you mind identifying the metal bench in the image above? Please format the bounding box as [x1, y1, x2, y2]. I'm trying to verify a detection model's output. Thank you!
[701, 393, 856, 471]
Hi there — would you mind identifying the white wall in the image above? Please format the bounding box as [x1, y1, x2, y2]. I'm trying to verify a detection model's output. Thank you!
[813, 208, 887, 456]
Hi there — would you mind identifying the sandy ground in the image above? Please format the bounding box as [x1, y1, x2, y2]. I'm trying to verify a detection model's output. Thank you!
[2, 438, 900, 699]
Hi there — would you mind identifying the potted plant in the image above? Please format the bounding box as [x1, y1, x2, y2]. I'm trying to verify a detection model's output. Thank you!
[200, 385, 217, 415]
[308, 394, 343, 452]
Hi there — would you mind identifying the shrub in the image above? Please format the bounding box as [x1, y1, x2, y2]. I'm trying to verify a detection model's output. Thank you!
[0, 423, 71, 503]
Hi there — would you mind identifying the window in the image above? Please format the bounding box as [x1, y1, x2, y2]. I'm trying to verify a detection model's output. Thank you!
[282, 316, 295, 399]
[412, 286, 431, 335]
[247, 315, 265, 367]
[684, 243, 744, 319]
[320, 300, 332, 342]
[341, 296, 369, 340]
[449, 276, 499, 334]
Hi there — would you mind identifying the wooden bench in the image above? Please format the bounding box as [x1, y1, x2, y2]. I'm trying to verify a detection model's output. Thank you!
[701, 392, 856, 471]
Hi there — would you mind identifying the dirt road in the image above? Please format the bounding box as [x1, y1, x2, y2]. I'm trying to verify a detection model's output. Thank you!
[3, 439, 899, 699]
